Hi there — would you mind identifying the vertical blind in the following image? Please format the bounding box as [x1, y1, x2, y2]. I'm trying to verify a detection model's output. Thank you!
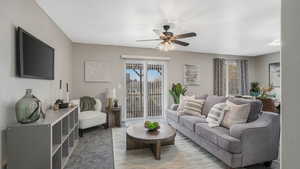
[147, 64, 163, 117]
[126, 63, 144, 119]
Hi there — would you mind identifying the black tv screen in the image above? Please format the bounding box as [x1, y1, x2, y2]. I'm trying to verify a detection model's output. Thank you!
[16, 27, 54, 80]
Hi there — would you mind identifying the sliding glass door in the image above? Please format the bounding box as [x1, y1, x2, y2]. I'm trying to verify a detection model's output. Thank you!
[125, 61, 166, 120]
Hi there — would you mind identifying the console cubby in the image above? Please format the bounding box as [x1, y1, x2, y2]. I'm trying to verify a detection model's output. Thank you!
[74, 108, 79, 124]
[52, 121, 62, 154]
[52, 147, 61, 169]
[62, 116, 69, 140]
[62, 139, 69, 165]
[74, 125, 79, 141]
[69, 131, 74, 149]
[69, 111, 75, 130]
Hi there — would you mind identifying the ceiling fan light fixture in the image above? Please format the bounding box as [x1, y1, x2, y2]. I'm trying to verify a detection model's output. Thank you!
[158, 41, 175, 51]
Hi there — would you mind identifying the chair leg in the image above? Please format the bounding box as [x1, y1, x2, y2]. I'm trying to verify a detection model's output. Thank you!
[264, 161, 272, 167]
[79, 129, 84, 137]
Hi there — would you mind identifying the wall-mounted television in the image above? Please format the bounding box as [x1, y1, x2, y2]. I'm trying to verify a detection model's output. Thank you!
[16, 27, 55, 80]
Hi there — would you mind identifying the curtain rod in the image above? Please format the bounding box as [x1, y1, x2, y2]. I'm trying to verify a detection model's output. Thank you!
[121, 55, 171, 61]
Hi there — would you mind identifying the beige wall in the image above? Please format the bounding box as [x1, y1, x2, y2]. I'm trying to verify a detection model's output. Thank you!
[254, 52, 281, 99]
[281, 0, 300, 168]
[71, 43, 256, 113]
[0, 0, 72, 166]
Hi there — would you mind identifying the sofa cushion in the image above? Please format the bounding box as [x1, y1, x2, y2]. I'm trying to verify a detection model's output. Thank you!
[221, 100, 251, 129]
[178, 95, 195, 112]
[207, 103, 227, 127]
[179, 115, 207, 131]
[202, 95, 227, 116]
[228, 98, 262, 122]
[195, 123, 241, 154]
[166, 109, 180, 122]
[180, 98, 205, 116]
[195, 94, 209, 100]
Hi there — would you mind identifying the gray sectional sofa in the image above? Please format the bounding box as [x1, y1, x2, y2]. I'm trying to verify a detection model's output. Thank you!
[166, 95, 280, 168]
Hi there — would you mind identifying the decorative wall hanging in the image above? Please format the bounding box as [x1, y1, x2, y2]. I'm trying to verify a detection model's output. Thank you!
[269, 62, 280, 87]
[84, 61, 111, 82]
[184, 64, 201, 86]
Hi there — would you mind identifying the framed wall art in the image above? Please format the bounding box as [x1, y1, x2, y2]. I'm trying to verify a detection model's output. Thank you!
[84, 61, 111, 82]
[269, 62, 280, 87]
[184, 64, 201, 86]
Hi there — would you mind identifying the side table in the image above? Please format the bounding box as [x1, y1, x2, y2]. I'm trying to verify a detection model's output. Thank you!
[106, 106, 121, 128]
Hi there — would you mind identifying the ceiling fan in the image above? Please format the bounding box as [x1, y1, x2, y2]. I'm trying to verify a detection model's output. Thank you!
[137, 25, 197, 50]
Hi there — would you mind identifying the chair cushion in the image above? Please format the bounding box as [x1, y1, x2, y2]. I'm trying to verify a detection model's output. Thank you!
[202, 95, 227, 116]
[195, 123, 241, 154]
[79, 111, 106, 129]
[228, 97, 262, 122]
[179, 115, 207, 131]
[165, 109, 180, 122]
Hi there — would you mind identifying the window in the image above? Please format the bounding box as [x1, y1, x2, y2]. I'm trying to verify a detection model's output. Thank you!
[225, 61, 241, 96]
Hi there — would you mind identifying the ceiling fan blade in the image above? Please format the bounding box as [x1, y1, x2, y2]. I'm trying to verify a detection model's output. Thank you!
[175, 32, 197, 39]
[136, 39, 161, 42]
[172, 40, 189, 46]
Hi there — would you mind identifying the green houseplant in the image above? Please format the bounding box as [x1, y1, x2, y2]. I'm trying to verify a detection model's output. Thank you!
[169, 83, 187, 104]
[144, 121, 160, 131]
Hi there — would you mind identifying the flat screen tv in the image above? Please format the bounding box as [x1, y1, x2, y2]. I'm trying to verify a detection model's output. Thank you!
[16, 27, 54, 80]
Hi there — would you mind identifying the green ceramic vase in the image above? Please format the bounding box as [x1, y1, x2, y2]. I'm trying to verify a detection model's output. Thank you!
[15, 89, 42, 124]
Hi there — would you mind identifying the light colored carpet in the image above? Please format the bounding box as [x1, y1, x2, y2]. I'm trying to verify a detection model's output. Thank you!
[112, 128, 279, 169]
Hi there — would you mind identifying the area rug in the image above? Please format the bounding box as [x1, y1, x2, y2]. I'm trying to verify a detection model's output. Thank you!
[112, 128, 279, 169]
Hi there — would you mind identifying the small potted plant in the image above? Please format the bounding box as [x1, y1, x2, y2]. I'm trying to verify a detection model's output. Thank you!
[144, 121, 160, 132]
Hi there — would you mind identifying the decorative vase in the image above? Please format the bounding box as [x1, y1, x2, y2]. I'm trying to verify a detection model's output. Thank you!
[15, 89, 44, 124]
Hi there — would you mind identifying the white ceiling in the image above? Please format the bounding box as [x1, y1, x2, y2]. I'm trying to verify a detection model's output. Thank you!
[36, 0, 281, 56]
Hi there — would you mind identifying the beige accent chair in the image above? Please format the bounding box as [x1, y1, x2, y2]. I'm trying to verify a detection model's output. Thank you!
[70, 98, 107, 137]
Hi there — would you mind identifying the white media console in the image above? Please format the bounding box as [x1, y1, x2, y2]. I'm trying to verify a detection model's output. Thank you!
[7, 106, 79, 169]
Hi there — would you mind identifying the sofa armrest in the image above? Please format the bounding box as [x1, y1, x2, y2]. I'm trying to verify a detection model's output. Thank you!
[170, 104, 179, 111]
[230, 112, 280, 166]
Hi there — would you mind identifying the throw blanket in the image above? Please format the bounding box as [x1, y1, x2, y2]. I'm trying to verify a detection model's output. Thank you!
[80, 96, 96, 112]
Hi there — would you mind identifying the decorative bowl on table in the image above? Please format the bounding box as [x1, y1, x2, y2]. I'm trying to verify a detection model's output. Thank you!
[144, 121, 160, 132]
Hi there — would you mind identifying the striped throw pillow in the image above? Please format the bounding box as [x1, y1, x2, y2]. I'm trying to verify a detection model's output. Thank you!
[180, 98, 205, 116]
[206, 103, 228, 127]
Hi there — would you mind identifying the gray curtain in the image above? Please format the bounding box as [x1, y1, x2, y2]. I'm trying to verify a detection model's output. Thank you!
[238, 60, 249, 95]
[213, 58, 226, 96]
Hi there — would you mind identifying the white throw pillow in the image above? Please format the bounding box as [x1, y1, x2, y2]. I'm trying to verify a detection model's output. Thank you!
[221, 100, 251, 129]
[180, 98, 205, 116]
[177, 95, 195, 113]
[206, 103, 228, 127]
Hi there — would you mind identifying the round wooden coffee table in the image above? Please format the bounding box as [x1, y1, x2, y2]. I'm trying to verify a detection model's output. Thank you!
[126, 123, 176, 160]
